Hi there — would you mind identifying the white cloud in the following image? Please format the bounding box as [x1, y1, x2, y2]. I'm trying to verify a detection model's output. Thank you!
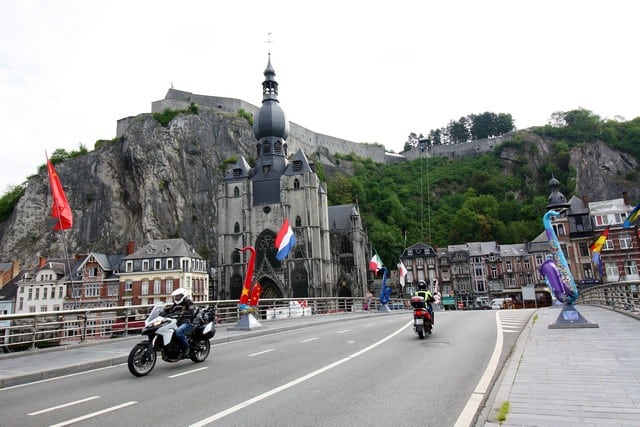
[1, 0, 639, 193]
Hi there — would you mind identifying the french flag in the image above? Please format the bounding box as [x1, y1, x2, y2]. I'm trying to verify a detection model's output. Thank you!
[275, 218, 296, 261]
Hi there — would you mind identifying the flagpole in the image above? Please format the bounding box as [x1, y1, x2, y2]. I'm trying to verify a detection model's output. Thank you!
[46, 153, 77, 309]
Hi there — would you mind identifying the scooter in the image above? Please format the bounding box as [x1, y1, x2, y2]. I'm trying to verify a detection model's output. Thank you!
[410, 295, 433, 339]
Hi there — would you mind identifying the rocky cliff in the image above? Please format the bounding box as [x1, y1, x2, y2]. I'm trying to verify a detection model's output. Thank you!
[0, 109, 638, 267]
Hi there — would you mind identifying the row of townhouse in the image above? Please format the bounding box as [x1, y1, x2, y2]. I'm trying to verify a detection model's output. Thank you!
[399, 186, 640, 307]
[0, 239, 209, 342]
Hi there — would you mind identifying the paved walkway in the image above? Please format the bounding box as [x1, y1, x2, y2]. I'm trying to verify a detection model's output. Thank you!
[1, 305, 638, 426]
[477, 304, 640, 427]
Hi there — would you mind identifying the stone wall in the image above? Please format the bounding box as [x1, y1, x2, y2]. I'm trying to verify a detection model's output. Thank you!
[116, 88, 386, 163]
[401, 132, 516, 160]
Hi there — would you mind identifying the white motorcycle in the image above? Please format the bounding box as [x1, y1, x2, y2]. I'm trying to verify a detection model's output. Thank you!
[128, 303, 216, 377]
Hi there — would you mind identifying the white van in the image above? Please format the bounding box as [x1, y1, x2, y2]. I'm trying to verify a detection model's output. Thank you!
[488, 298, 505, 310]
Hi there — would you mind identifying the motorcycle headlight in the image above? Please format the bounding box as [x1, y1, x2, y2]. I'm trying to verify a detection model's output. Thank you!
[150, 319, 163, 327]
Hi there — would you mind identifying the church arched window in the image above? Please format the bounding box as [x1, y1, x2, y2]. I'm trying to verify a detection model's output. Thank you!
[263, 142, 271, 154]
[295, 216, 302, 227]
[234, 222, 240, 233]
[233, 186, 240, 197]
[231, 250, 241, 264]
[293, 178, 300, 190]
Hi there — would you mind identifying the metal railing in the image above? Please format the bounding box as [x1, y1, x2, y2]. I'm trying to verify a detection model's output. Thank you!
[0, 296, 409, 353]
[577, 281, 640, 314]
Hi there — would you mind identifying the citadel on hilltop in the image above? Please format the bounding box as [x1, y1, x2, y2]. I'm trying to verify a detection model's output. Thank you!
[116, 89, 515, 164]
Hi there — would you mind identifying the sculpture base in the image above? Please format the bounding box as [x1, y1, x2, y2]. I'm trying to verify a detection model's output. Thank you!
[227, 313, 263, 331]
[548, 304, 599, 329]
[378, 304, 391, 313]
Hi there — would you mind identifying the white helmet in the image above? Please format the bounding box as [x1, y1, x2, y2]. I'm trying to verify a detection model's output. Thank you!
[171, 287, 187, 304]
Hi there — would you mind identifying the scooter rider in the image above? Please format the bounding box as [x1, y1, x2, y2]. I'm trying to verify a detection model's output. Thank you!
[163, 288, 195, 358]
[414, 281, 435, 325]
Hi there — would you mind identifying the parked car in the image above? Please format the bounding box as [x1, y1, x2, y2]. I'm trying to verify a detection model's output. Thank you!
[489, 298, 506, 310]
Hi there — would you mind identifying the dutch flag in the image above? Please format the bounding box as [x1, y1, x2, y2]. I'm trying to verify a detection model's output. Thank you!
[275, 218, 296, 261]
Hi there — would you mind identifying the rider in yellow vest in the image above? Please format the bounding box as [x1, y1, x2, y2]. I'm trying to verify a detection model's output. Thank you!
[414, 282, 435, 324]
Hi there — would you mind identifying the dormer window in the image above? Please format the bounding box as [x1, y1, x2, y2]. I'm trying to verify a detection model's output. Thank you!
[293, 160, 302, 172]
[262, 165, 271, 173]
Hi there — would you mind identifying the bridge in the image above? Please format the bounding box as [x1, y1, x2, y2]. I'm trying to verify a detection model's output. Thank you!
[0, 286, 638, 426]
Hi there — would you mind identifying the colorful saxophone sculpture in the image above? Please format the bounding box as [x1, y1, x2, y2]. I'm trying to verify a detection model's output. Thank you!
[540, 210, 578, 304]
[379, 267, 391, 305]
[238, 246, 262, 311]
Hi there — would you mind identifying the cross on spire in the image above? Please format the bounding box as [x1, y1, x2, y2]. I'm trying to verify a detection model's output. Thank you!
[266, 32, 273, 54]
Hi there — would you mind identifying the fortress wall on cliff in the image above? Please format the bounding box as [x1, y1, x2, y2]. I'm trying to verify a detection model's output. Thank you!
[117, 88, 386, 163]
[400, 132, 515, 160]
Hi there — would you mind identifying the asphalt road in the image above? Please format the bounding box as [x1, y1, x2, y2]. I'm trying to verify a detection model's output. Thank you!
[0, 309, 533, 427]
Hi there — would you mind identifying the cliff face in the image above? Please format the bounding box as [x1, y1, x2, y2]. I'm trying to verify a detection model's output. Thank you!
[1, 109, 638, 267]
[1, 110, 256, 266]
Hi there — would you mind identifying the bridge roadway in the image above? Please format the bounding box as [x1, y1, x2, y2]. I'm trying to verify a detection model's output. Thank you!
[0, 304, 638, 426]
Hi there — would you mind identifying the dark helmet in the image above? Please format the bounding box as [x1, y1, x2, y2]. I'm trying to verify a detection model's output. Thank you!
[418, 281, 427, 290]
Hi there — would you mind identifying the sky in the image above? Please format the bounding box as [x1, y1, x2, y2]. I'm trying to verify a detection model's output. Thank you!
[2, 0, 639, 193]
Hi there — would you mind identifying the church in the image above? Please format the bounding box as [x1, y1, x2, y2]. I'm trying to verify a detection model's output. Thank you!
[216, 55, 371, 301]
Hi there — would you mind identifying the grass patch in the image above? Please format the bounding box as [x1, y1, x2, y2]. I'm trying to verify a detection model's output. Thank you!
[496, 401, 510, 423]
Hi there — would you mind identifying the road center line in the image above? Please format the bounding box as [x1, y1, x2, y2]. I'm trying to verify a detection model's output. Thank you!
[49, 401, 137, 427]
[248, 349, 274, 357]
[190, 320, 412, 427]
[300, 337, 318, 343]
[28, 395, 100, 416]
[168, 367, 209, 378]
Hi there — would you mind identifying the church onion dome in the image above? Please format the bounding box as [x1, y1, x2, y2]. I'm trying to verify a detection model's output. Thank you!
[253, 55, 290, 141]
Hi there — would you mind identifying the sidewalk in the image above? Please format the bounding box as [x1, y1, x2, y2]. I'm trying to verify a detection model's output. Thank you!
[478, 304, 640, 427]
[0, 311, 389, 389]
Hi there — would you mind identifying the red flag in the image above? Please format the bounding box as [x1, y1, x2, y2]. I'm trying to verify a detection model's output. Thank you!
[46, 159, 73, 230]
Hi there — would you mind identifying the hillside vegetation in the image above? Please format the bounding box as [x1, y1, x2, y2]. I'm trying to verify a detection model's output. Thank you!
[327, 109, 640, 265]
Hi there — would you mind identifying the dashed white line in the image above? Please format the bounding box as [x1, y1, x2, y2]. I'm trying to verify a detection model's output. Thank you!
[248, 349, 274, 357]
[300, 337, 318, 343]
[190, 321, 412, 426]
[49, 401, 137, 427]
[168, 367, 209, 378]
[28, 396, 100, 416]
[336, 329, 350, 334]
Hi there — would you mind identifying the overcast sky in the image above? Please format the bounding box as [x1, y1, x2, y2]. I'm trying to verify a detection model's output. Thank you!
[2, 0, 639, 193]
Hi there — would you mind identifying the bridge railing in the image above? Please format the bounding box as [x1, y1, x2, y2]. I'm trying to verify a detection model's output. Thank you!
[0, 296, 409, 353]
[577, 281, 640, 314]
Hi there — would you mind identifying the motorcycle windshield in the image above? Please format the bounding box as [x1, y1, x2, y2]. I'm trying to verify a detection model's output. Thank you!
[144, 303, 165, 326]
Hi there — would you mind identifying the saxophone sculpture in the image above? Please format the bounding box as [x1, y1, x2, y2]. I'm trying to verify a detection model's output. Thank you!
[379, 267, 391, 305]
[540, 210, 578, 304]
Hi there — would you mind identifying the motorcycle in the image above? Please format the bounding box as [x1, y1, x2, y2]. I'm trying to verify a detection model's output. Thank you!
[128, 303, 216, 377]
[410, 296, 433, 339]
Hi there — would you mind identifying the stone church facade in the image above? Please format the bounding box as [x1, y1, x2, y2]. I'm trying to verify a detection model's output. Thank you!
[216, 55, 370, 301]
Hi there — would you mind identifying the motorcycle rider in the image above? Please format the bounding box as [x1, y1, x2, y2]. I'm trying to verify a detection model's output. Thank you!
[162, 288, 195, 358]
[414, 281, 435, 325]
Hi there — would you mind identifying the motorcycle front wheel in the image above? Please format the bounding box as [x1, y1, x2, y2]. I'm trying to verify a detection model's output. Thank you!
[128, 343, 157, 377]
[191, 339, 211, 362]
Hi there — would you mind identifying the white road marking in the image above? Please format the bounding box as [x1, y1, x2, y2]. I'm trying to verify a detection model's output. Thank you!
[28, 395, 100, 416]
[0, 365, 123, 391]
[300, 337, 318, 343]
[248, 349, 274, 357]
[48, 401, 137, 427]
[336, 329, 350, 334]
[190, 320, 412, 426]
[453, 311, 504, 427]
[168, 366, 209, 378]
